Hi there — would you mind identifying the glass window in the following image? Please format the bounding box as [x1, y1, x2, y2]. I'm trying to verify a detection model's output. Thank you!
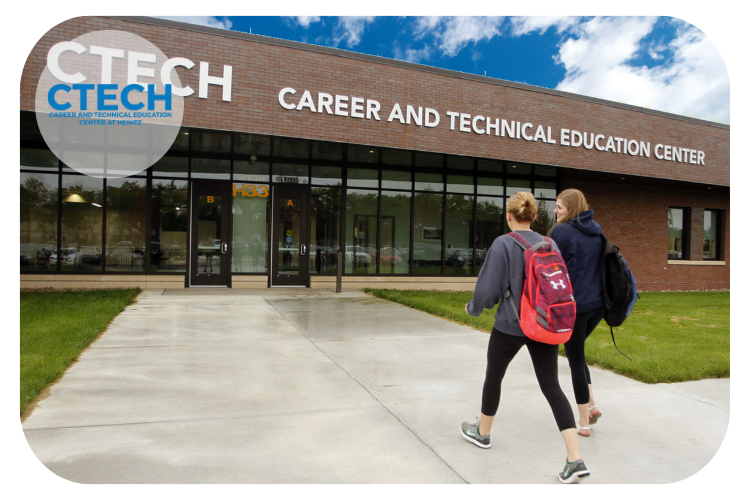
[151, 180, 188, 272]
[21, 148, 58, 171]
[273, 163, 309, 184]
[192, 130, 231, 154]
[382, 148, 412, 166]
[232, 183, 269, 273]
[311, 166, 342, 186]
[21, 112, 44, 142]
[169, 128, 190, 152]
[234, 160, 270, 183]
[413, 192, 443, 274]
[347, 168, 378, 188]
[415, 172, 443, 192]
[447, 175, 474, 194]
[534, 199, 556, 236]
[703, 210, 720, 260]
[60, 175, 103, 272]
[534, 181, 557, 200]
[447, 155, 474, 171]
[506, 179, 531, 196]
[345, 189, 378, 274]
[311, 187, 341, 275]
[477, 158, 503, 174]
[20, 173, 59, 272]
[382, 170, 411, 190]
[668, 207, 687, 260]
[192, 158, 230, 180]
[477, 177, 504, 196]
[235, 133, 270, 157]
[380, 191, 411, 275]
[506, 162, 532, 175]
[475, 196, 504, 274]
[415, 151, 443, 169]
[348, 144, 379, 163]
[445, 195, 473, 275]
[535, 165, 558, 177]
[274, 137, 309, 159]
[105, 178, 147, 272]
[152, 156, 188, 178]
[312, 141, 344, 161]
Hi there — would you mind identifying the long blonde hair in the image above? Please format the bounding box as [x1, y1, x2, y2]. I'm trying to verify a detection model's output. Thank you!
[555, 189, 588, 225]
[506, 191, 538, 223]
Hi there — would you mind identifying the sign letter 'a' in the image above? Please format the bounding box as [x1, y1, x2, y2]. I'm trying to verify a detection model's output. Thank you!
[287, 200, 294, 207]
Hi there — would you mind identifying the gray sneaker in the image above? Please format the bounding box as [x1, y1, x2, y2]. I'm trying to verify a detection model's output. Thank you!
[460, 418, 490, 449]
[558, 458, 590, 484]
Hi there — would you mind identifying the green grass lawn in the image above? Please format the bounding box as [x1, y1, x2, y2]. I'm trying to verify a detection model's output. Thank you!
[20, 288, 141, 417]
[366, 289, 729, 384]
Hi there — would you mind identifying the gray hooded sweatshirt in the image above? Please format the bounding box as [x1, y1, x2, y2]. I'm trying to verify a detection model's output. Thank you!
[466, 230, 559, 337]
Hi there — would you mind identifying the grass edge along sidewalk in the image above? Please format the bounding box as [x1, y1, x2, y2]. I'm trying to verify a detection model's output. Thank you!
[20, 288, 141, 418]
[366, 289, 729, 384]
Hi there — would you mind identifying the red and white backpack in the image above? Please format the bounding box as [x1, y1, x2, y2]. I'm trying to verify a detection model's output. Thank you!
[504, 232, 576, 344]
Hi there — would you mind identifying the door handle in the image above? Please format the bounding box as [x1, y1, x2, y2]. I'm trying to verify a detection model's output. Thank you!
[222, 242, 228, 254]
[301, 244, 307, 256]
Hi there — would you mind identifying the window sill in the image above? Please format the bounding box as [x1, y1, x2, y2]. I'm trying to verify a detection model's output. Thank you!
[667, 260, 725, 266]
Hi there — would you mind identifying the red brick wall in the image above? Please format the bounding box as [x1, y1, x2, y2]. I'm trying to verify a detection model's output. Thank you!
[564, 180, 730, 291]
[21, 16, 729, 187]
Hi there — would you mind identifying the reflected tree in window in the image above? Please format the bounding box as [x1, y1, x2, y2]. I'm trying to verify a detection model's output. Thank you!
[20, 174, 58, 271]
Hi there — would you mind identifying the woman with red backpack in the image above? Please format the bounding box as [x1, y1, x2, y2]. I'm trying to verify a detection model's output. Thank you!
[548, 188, 606, 437]
[460, 191, 590, 484]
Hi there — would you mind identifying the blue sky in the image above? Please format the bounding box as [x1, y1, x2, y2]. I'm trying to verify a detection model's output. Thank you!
[159, 16, 730, 124]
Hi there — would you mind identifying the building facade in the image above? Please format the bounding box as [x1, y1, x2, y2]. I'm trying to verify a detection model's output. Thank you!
[20, 16, 730, 291]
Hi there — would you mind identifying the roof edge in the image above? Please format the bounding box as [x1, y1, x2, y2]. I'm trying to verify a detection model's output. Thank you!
[106, 16, 730, 131]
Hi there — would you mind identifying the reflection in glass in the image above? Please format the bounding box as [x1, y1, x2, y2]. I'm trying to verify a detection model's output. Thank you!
[152, 156, 188, 178]
[477, 177, 504, 196]
[475, 196, 504, 274]
[311, 187, 341, 275]
[668, 207, 685, 259]
[445, 194, 472, 275]
[447, 175, 474, 194]
[60, 176, 103, 272]
[704, 210, 719, 260]
[151, 180, 188, 272]
[447, 155, 474, 171]
[347, 168, 378, 188]
[535, 199, 556, 236]
[312, 141, 343, 161]
[234, 160, 270, 183]
[345, 189, 377, 274]
[348, 144, 379, 163]
[232, 184, 269, 273]
[192, 158, 230, 180]
[311, 166, 342, 186]
[506, 162, 532, 175]
[20, 173, 58, 272]
[192, 130, 231, 154]
[506, 179, 531, 196]
[413, 192, 443, 274]
[236, 133, 270, 156]
[273, 163, 309, 184]
[274, 137, 309, 158]
[21, 148, 59, 171]
[415, 151, 443, 168]
[106, 178, 147, 272]
[477, 158, 503, 174]
[415, 172, 443, 192]
[534, 181, 557, 200]
[382, 170, 411, 190]
[382, 148, 412, 166]
[380, 191, 411, 275]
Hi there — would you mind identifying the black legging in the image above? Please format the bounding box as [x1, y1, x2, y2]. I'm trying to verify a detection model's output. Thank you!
[563, 307, 606, 405]
[481, 328, 576, 432]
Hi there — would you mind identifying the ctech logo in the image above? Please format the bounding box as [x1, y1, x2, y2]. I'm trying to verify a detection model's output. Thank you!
[34, 30, 232, 179]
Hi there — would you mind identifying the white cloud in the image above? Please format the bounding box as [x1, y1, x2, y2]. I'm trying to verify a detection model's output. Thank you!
[394, 42, 432, 64]
[156, 16, 233, 30]
[414, 16, 504, 57]
[291, 16, 321, 28]
[332, 16, 375, 48]
[510, 16, 579, 36]
[553, 17, 729, 122]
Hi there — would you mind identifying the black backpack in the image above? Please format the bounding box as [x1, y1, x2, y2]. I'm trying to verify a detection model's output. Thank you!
[601, 235, 637, 359]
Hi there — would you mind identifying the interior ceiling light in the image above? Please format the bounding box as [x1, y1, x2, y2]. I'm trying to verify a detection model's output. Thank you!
[64, 194, 86, 203]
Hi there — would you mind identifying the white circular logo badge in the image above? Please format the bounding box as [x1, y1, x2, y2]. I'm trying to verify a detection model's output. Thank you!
[34, 30, 185, 179]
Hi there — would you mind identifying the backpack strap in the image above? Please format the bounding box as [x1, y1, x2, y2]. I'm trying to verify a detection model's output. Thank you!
[506, 231, 531, 250]
[609, 324, 632, 361]
[504, 288, 521, 323]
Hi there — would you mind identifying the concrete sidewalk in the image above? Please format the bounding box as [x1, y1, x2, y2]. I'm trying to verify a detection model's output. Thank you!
[22, 289, 729, 484]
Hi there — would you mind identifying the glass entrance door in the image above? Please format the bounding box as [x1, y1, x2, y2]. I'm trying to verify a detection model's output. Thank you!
[271, 184, 310, 287]
[190, 181, 231, 286]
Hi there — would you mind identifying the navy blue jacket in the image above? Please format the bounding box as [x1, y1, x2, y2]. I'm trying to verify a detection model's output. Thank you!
[548, 210, 605, 313]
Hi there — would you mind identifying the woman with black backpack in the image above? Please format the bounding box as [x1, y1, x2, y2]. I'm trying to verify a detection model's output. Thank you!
[548, 189, 605, 437]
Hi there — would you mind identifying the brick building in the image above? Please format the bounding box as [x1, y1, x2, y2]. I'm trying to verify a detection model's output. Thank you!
[20, 16, 729, 291]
